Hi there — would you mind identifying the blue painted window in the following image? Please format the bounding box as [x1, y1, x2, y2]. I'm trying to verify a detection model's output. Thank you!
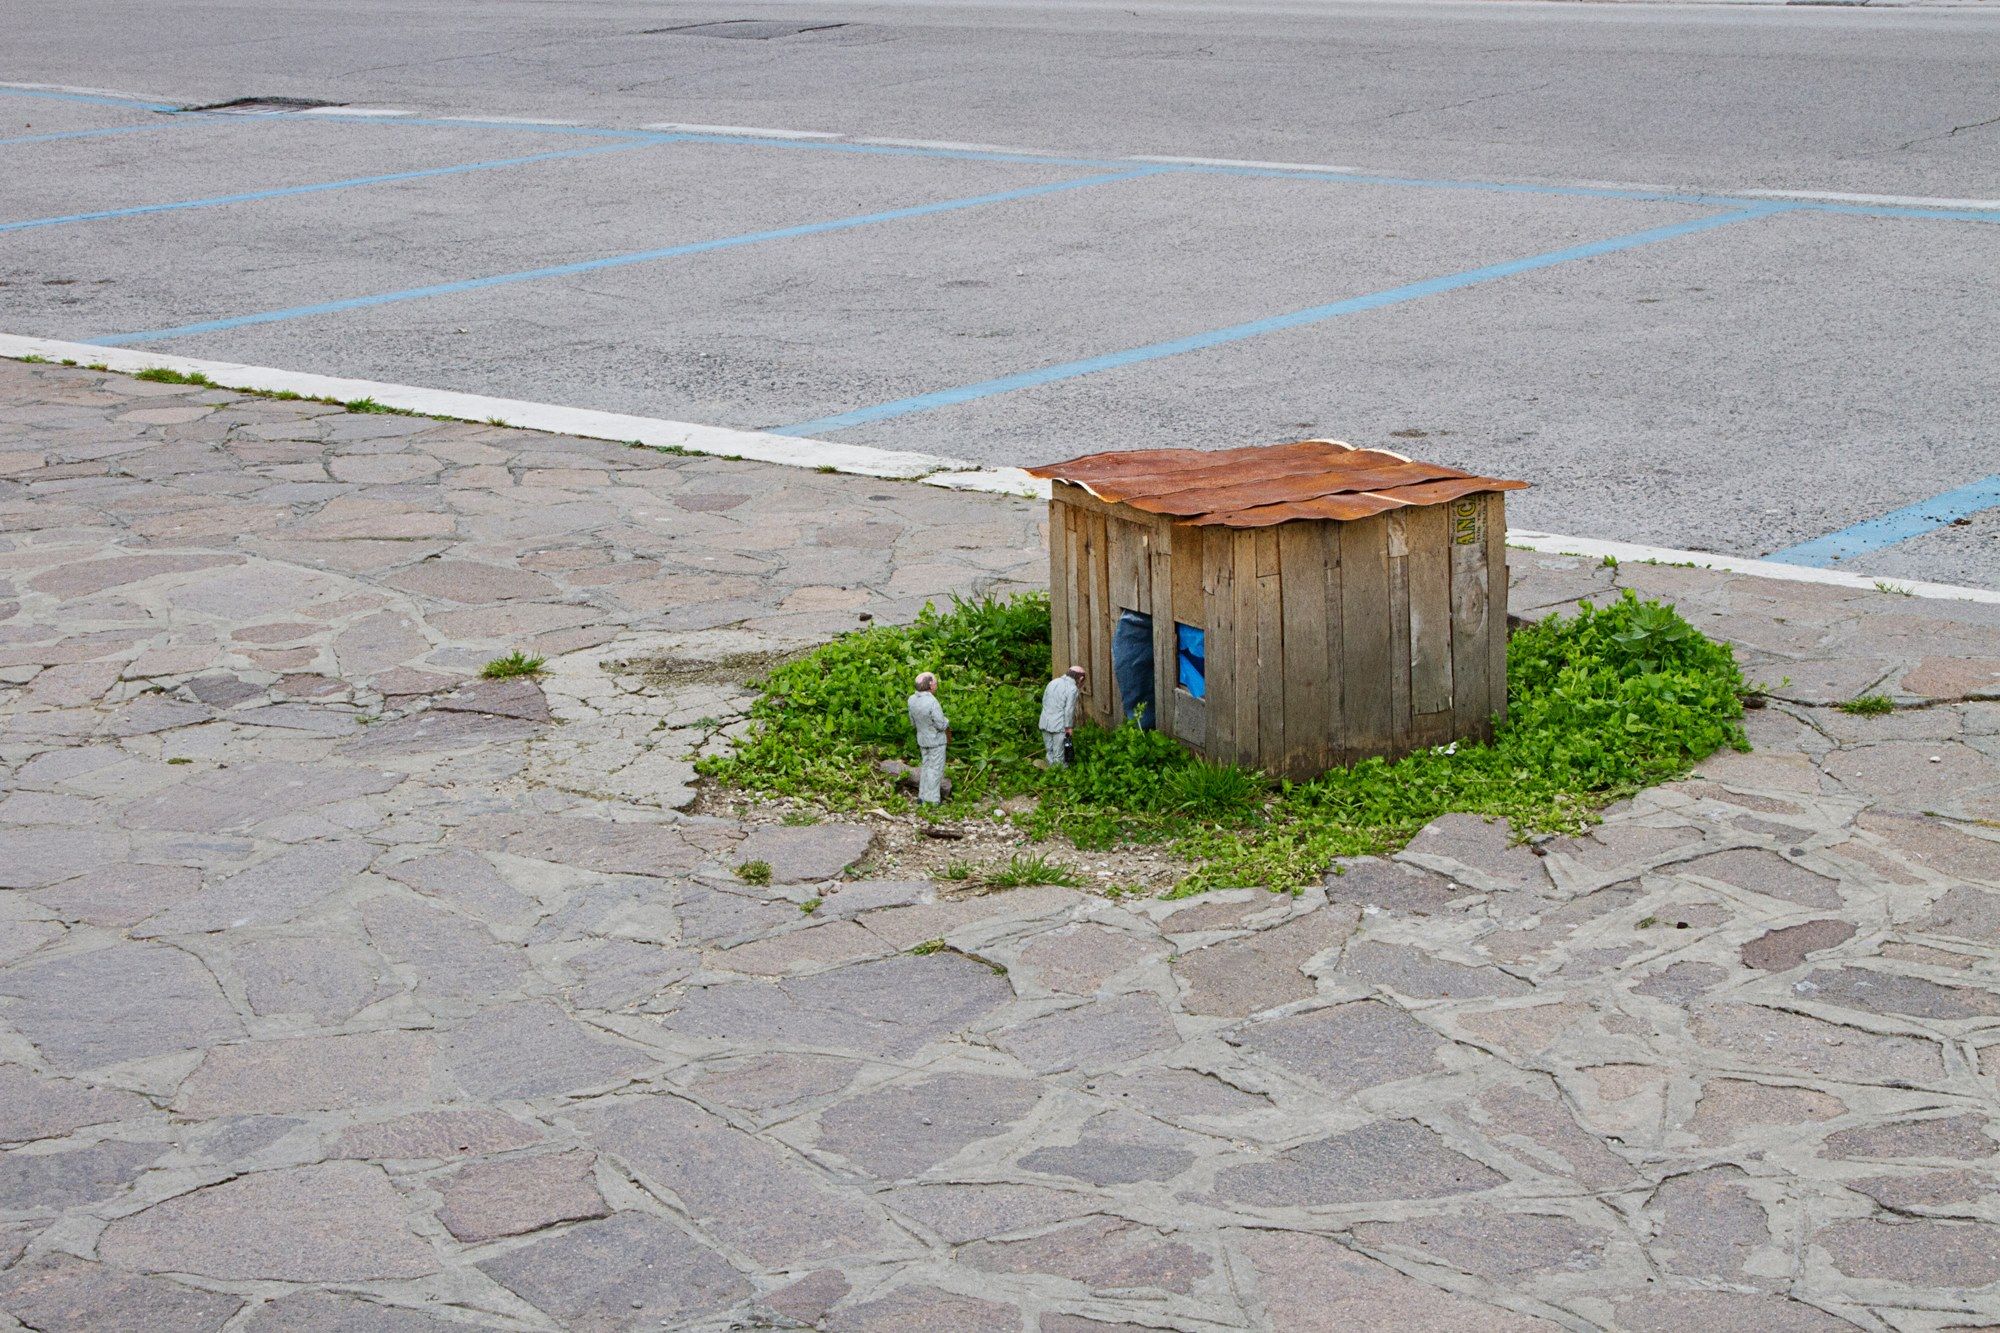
[1175, 624, 1206, 699]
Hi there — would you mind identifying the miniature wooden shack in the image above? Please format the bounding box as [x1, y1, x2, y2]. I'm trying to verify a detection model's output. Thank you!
[1025, 440, 1527, 779]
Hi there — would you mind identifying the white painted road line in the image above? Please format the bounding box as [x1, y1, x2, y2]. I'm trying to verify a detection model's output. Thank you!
[298, 107, 410, 118]
[3, 334, 1993, 605]
[858, 137, 1060, 155]
[640, 122, 842, 140]
[1130, 154, 1357, 174]
[1741, 188, 2000, 210]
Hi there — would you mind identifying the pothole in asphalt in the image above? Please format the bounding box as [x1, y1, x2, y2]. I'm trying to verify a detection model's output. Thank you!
[641, 20, 853, 39]
[182, 97, 348, 115]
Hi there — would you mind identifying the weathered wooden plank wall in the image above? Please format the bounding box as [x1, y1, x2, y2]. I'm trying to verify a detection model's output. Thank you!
[1447, 494, 1492, 741]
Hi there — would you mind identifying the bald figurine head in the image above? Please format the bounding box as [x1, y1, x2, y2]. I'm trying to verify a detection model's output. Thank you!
[1067, 666, 1086, 681]
[914, 671, 938, 692]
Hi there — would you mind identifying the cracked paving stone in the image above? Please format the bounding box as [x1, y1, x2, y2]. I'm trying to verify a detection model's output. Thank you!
[378, 849, 535, 923]
[1817, 1217, 2000, 1288]
[757, 1270, 851, 1327]
[1798, 966, 2000, 1020]
[962, 1215, 1213, 1295]
[0, 1254, 243, 1332]
[1598, 1289, 1861, 1332]
[1173, 906, 1357, 1019]
[433, 674, 551, 721]
[1822, 1115, 1998, 1162]
[1632, 960, 1729, 1003]
[817, 1071, 1042, 1179]
[174, 1030, 437, 1115]
[339, 706, 538, 755]
[0, 1063, 151, 1143]
[0, 825, 123, 889]
[1090, 1066, 1271, 1121]
[233, 934, 396, 1023]
[668, 952, 1014, 1058]
[1337, 940, 1532, 1000]
[1020, 1110, 1204, 1185]
[1849, 1167, 1993, 1210]
[0, 940, 245, 1072]
[1678, 848, 1843, 909]
[1476, 1081, 1635, 1189]
[1239, 1228, 1556, 1331]
[1741, 919, 1858, 971]
[361, 896, 530, 1001]
[564, 938, 697, 1009]
[732, 823, 874, 882]
[717, 919, 894, 975]
[692, 1052, 860, 1115]
[1690, 1004, 1945, 1085]
[1015, 923, 1167, 995]
[475, 813, 714, 877]
[1915, 885, 2000, 943]
[332, 1107, 542, 1161]
[1686, 1078, 1846, 1146]
[0, 1138, 167, 1211]
[992, 993, 1182, 1074]
[1324, 857, 1478, 916]
[438, 1002, 656, 1100]
[238, 1291, 473, 1331]
[119, 762, 400, 832]
[477, 1210, 750, 1331]
[29, 863, 201, 928]
[1856, 812, 2000, 886]
[1226, 999, 1451, 1097]
[1211, 1118, 1503, 1208]
[572, 1093, 891, 1266]
[132, 841, 378, 937]
[1353, 1209, 1609, 1277]
[436, 1149, 608, 1242]
[825, 1286, 1020, 1333]
[98, 1162, 440, 1282]
[881, 1182, 1100, 1243]
[1647, 1166, 1772, 1285]
[1400, 814, 1552, 894]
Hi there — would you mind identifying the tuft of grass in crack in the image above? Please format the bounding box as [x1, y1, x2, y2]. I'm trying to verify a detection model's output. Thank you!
[737, 860, 773, 886]
[134, 367, 214, 386]
[480, 651, 546, 679]
[700, 590, 1749, 896]
[982, 853, 1085, 889]
[18, 354, 50, 364]
[1837, 694, 1896, 716]
[799, 896, 822, 914]
[908, 938, 947, 955]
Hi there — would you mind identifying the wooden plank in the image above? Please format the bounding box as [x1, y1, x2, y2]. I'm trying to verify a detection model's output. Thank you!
[1448, 494, 1493, 741]
[1133, 525, 1154, 615]
[1149, 547, 1173, 735]
[1172, 525, 1204, 629]
[1403, 504, 1453, 747]
[1339, 514, 1395, 760]
[1089, 510, 1116, 726]
[1257, 569, 1285, 775]
[1232, 530, 1261, 768]
[1387, 513, 1412, 753]
[1278, 522, 1331, 776]
[1322, 522, 1346, 767]
[1255, 527, 1281, 578]
[1048, 501, 1072, 682]
[1107, 518, 1142, 614]
[1204, 533, 1236, 765]
[1485, 492, 1511, 729]
[1067, 514, 1091, 721]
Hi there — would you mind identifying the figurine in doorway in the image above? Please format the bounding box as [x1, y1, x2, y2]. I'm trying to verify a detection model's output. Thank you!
[906, 671, 950, 804]
[1039, 665, 1085, 767]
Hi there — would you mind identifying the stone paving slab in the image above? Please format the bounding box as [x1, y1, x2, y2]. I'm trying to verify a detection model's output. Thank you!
[1, 358, 1999, 1330]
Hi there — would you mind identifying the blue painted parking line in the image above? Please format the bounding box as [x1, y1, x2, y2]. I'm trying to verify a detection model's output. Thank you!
[0, 86, 180, 112]
[0, 122, 185, 148]
[1767, 476, 2000, 567]
[84, 167, 1167, 348]
[0, 137, 680, 234]
[780, 204, 1789, 436]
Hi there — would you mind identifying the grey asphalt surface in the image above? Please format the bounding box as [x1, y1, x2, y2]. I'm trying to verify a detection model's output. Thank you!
[2, 0, 1997, 586]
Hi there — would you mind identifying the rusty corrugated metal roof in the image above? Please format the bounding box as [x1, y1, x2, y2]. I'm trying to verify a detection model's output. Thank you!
[1025, 440, 1526, 528]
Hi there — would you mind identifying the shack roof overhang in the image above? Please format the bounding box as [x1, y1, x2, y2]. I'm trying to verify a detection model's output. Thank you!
[1026, 439, 1527, 529]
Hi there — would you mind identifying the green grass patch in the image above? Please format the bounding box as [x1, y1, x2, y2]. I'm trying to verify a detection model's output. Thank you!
[133, 367, 214, 386]
[737, 860, 773, 886]
[1837, 694, 1896, 716]
[480, 651, 546, 680]
[698, 590, 1749, 895]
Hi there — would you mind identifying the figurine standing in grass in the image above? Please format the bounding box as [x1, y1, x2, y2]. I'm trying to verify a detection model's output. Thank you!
[906, 671, 950, 804]
[1039, 665, 1085, 767]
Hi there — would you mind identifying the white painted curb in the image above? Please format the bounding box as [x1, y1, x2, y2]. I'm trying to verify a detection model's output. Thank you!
[2, 335, 1992, 604]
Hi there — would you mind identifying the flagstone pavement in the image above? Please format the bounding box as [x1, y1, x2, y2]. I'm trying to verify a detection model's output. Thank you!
[3, 357, 2000, 1332]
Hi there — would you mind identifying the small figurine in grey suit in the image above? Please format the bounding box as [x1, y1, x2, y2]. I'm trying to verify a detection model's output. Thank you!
[906, 671, 950, 804]
[1039, 665, 1085, 766]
